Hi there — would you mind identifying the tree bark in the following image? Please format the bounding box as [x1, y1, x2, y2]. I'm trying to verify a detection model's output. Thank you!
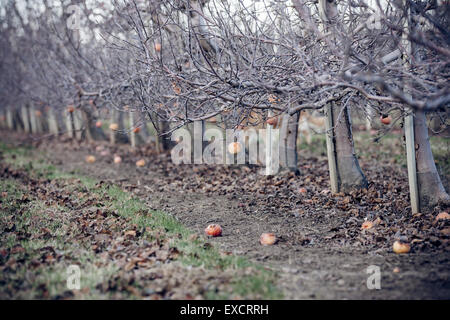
[159, 120, 172, 151]
[332, 102, 368, 192]
[80, 107, 107, 142]
[280, 113, 300, 174]
[414, 110, 450, 209]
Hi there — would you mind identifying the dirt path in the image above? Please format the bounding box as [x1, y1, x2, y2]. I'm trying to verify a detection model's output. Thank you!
[3, 131, 450, 299]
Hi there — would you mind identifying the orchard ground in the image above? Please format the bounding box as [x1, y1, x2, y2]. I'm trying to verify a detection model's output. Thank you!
[0, 128, 449, 299]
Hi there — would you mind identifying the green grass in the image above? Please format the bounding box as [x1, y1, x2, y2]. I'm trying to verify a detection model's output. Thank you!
[0, 142, 282, 299]
[296, 127, 449, 181]
[0, 177, 119, 299]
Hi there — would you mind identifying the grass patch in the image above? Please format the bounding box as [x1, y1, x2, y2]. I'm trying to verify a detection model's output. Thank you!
[0, 177, 119, 299]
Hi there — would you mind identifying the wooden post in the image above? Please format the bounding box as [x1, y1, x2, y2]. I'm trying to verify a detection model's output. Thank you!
[265, 110, 279, 175]
[318, 0, 339, 193]
[47, 108, 59, 135]
[73, 109, 83, 141]
[6, 109, 14, 130]
[129, 111, 136, 148]
[402, 0, 419, 213]
[30, 106, 38, 134]
[21, 106, 30, 133]
[193, 120, 206, 164]
[66, 111, 74, 138]
[36, 110, 44, 133]
[325, 103, 339, 194]
[0, 109, 5, 129]
[404, 112, 420, 213]
[109, 109, 117, 145]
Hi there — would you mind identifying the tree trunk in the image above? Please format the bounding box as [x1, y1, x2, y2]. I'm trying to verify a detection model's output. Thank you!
[21, 106, 31, 133]
[80, 107, 106, 142]
[159, 120, 172, 151]
[73, 109, 83, 141]
[332, 102, 368, 192]
[47, 108, 59, 135]
[414, 110, 450, 209]
[280, 113, 300, 174]
[6, 109, 15, 130]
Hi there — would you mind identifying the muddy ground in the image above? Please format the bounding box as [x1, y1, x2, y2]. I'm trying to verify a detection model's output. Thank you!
[2, 130, 450, 299]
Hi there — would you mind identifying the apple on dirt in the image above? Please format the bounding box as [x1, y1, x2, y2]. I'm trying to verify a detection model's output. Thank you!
[361, 221, 374, 230]
[205, 224, 222, 237]
[299, 187, 307, 194]
[114, 155, 122, 164]
[393, 241, 410, 254]
[85, 155, 96, 163]
[435, 211, 449, 222]
[136, 159, 146, 167]
[95, 121, 103, 128]
[260, 233, 277, 246]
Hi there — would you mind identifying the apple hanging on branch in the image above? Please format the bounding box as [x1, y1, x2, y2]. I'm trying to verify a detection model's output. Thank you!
[266, 117, 278, 126]
[380, 114, 391, 125]
[227, 142, 242, 154]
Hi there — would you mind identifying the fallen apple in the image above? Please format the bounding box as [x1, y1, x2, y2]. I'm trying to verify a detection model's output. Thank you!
[86, 155, 96, 163]
[361, 221, 374, 230]
[435, 211, 449, 222]
[205, 224, 222, 237]
[132, 127, 141, 134]
[260, 233, 277, 246]
[393, 241, 410, 254]
[299, 187, 307, 194]
[95, 121, 103, 128]
[109, 123, 119, 131]
[114, 156, 122, 164]
[136, 159, 146, 167]
[155, 42, 161, 52]
[67, 105, 75, 113]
